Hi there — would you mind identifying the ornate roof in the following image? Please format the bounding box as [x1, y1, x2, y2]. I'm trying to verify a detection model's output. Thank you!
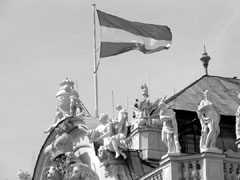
[166, 75, 240, 116]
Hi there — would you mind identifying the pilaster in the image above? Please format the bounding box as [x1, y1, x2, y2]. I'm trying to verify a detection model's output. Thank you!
[201, 152, 225, 180]
[160, 154, 181, 180]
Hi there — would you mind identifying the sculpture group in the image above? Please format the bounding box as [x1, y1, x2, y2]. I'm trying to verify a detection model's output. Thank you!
[18, 79, 240, 180]
[43, 79, 99, 180]
[88, 103, 129, 159]
[44, 132, 99, 180]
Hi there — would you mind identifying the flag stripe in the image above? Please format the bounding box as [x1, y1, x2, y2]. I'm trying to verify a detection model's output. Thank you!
[100, 42, 169, 58]
[100, 26, 171, 50]
[97, 10, 172, 41]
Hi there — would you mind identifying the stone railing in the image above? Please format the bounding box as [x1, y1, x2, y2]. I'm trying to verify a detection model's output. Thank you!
[138, 154, 202, 180]
[223, 157, 240, 180]
[138, 152, 240, 180]
[137, 166, 163, 180]
[178, 155, 202, 180]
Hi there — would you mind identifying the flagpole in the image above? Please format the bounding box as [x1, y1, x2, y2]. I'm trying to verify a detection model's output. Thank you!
[112, 90, 115, 119]
[92, 4, 99, 117]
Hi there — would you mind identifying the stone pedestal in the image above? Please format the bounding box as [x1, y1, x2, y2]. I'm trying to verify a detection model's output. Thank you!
[160, 154, 181, 180]
[128, 126, 167, 160]
[201, 152, 225, 180]
[99, 150, 132, 180]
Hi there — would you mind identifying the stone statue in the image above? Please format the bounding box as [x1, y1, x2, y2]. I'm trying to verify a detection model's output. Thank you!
[44, 78, 85, 133]
[159, 99, 181, 154]
[71, 163, 99, 180]
[236, 94, 240, 140]
[138, 84, 151, 125]
[133, 99, 139, 118]
[131, 107, 148, 127]
[44, 131, 99, 180]
[197, 90, 221, 153]
[44, 166, 61, 180]
[114, 105, 128, 137]
[44, 133, 74, 158]
[97, 146, 129, 180]
[236, 107, 240, 139]
[90, 113, 127, 159]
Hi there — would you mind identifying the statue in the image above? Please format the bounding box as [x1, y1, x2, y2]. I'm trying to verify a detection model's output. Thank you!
[69, 86, 85, 117]
[131, 84, 163, 128]
[114, 105, 129, 137]
[236, 93, 240, 140]
[197, 90, 221, 153]
[44, 131, 99, 180]
[159, 99, 181, 154]
[44, 166, 61, 180]
[44, 78, 85, 133]
[138, 84, 151, 125]
[133, 99, 139, 118]
[44, 133, 74, 159]
[131, 107, 148, 127]
[97, 146, 129, 180]
[71, 163, 99, 180]
[90, 113, 127, 159]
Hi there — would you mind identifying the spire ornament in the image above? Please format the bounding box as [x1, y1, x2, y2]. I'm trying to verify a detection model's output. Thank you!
[200, 45, 211, 75]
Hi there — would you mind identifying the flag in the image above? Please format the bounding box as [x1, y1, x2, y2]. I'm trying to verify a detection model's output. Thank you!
[96, 10, 172, 58]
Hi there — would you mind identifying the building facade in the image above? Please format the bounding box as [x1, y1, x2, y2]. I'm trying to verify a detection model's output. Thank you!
[27, 75, 240, 180]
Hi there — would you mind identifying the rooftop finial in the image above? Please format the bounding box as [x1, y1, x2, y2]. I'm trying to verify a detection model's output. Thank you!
[200, 45, 211, 75]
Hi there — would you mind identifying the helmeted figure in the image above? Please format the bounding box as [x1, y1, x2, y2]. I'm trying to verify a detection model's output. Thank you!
[44, 78, 85, 133]
[55, 78, 73, 119]
[56, 78, 84, 119]
[159, 99, 181, 154]
[197, 90, 221, 153]
[138, 84, 151, 125]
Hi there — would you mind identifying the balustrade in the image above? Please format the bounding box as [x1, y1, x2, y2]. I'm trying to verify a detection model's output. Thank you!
[223, 160, 240, 180]
[178, 159, 201, 180]
[138, 153, 240, 180]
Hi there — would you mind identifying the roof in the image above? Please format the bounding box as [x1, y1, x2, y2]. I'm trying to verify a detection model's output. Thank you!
[166, 75, 240, 116]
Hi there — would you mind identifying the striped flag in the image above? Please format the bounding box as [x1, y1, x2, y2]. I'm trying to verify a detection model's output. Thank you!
[96, 10, 172, 58]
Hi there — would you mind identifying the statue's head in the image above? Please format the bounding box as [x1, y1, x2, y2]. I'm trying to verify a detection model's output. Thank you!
[159, 101, 167, 110]
[141, 84, 149, 97]
[98, 113, 108, 123]
[45, 166, 61, 180]
[116, 104, 122, 111]
[59, 78, 74, 92]
[70, 162, 99, 180]
[198, 90, 212, 112]
[72, 165, 81, 178]
[97, 146, 107, 160]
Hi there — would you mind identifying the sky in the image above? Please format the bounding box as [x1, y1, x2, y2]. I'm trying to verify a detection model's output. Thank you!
[0, 0, 240, 179]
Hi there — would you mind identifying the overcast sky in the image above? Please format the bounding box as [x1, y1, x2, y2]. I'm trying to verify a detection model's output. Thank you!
[1, 0, 240, 179]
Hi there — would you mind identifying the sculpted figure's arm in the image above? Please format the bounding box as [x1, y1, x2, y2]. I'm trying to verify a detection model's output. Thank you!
[95, 123, 113, 142]
[160, 110, 175, 121]
[236, 107, 240, 117]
